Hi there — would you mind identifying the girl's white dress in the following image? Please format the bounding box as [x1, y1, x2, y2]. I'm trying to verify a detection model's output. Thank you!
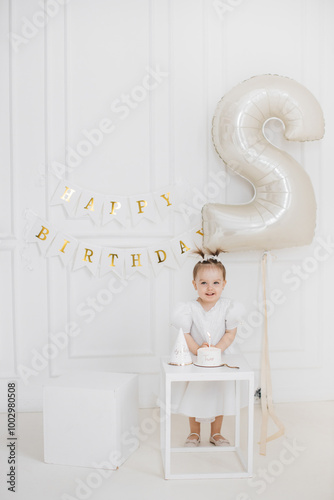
[171, 297, 246, 422]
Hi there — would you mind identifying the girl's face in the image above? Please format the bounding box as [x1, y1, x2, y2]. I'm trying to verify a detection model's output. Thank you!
[192, 266, 226, 306]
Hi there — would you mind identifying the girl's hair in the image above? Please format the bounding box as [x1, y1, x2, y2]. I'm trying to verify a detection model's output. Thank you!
[192, 247, 226, 280]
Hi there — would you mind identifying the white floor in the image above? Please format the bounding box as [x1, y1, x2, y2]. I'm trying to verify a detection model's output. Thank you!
[0, 401, 333, 500]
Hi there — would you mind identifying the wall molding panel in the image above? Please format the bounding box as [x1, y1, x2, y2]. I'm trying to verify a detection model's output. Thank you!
[0, 0, 333, 410]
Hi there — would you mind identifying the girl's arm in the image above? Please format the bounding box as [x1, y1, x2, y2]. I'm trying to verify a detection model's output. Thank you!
[184, 332, 208, 355]
[214, 327, 237, 352]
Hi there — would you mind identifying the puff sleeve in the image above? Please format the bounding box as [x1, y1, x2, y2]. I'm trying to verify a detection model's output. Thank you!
[171, 302, 193, 333]
[225, 300, 245, 330]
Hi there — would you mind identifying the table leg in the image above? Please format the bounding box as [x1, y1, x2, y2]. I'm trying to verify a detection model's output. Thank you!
[164, 377, 171, 479]
[235, 380, 241, 448]
[247, 375, 254, 474]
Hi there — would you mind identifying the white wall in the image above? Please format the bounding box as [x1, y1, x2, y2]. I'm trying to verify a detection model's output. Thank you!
[1, 0, 334, 411]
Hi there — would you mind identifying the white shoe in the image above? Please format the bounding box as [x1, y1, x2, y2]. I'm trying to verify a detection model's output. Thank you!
[185, 432, 200, 447]
[210, 433, 230, 446]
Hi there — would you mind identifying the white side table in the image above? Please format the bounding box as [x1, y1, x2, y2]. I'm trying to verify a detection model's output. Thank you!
[160, 355, 254, 479]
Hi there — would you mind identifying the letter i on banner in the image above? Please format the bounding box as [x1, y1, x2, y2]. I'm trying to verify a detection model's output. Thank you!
[99, 247, 125, 278]
[28, 217, 58, 256]
[50, 180, 81, 215]
[46, 232, 79, 267]
[124, 248, 150, 278]
[72, 242, 102, 277]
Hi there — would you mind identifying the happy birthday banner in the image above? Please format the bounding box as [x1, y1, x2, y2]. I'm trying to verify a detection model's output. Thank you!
[26, 213, 203, 278]
[50, 179, 182, 227]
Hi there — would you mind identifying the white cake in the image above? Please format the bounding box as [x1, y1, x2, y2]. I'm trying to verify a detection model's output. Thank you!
[197, 347, 221, 366]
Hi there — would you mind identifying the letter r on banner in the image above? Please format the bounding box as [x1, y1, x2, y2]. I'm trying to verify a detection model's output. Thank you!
[83, 249, 93, 263]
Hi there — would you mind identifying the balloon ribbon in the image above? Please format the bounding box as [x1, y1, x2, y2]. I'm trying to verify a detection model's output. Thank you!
[259, 252, 285, 455]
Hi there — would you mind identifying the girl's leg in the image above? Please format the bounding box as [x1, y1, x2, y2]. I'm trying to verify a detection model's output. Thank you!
[187, 417, 200, 441]
[210, 415, 225, 440]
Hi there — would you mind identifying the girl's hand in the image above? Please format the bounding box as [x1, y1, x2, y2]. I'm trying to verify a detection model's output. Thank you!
[199, 342, 209, 349]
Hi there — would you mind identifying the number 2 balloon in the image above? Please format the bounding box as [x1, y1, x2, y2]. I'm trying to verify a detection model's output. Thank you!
[203, 74, 325, 252]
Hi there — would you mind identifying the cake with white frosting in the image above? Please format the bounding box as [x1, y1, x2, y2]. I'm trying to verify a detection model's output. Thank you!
[197, 347, 221, 366]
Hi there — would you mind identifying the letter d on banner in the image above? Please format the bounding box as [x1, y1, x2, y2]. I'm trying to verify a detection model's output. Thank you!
[148, 243, 178, 275]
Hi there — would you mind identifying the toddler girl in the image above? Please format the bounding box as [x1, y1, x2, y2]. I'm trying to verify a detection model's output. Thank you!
[171, 248, 245, 447]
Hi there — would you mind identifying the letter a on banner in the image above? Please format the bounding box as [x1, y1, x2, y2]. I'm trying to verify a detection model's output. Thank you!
[75, 191, 104, 225]
[170, 233, 193, 266]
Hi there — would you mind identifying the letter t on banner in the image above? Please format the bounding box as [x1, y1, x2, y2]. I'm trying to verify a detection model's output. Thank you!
[99, 247, 125, 278]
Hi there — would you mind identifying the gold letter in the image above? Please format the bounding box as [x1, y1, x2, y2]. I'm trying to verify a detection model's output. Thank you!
[84, 197, 94, 211]
[110, 201, 121, 215]
[196, 228, 204, 236]
[60, 186, 76, 202]
[59, 240, 70, 253]
[136, 200, 147, 214]
[160, 192, 172, 207]
[179, 240, 190, 254]
[36, 226, 49, 241]
[83, 248, 93, 263]
[108, 253, 119, 267]
[155, 249, 166, 264]
[131, 254, 142, 267]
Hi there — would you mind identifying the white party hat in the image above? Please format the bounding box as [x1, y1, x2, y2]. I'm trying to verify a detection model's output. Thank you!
[169, 328, 193, 366]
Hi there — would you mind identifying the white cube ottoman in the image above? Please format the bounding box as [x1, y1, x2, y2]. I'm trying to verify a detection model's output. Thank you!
[43, 371, 139, 469]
